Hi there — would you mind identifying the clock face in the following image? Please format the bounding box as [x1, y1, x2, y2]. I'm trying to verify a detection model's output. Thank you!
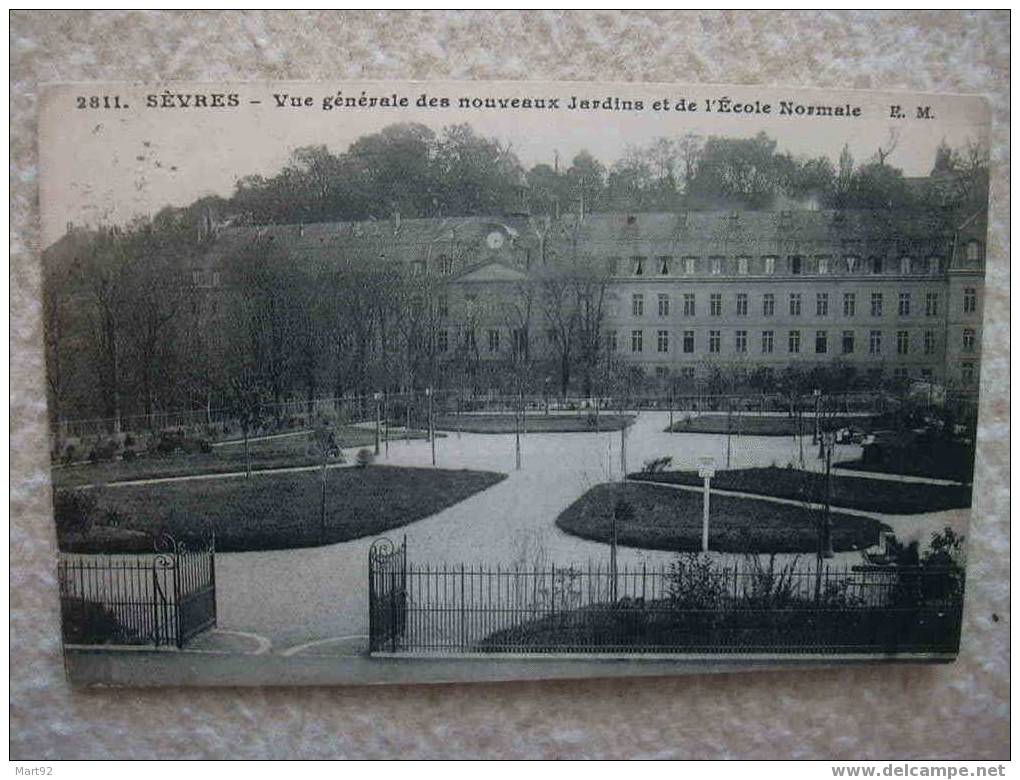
[486, 230, 505, 250]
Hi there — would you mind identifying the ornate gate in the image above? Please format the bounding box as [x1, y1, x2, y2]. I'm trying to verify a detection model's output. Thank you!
[368, 536, 407, 653]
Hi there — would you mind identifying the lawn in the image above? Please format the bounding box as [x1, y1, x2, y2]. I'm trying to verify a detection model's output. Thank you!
[836, 439, 975, 483]
[556, 482, 887, 554]
[628, 466, 972, 515]
[667, 414, 875, 436]
[57, 465, 506, 553]
[434, 413, 634, 434]
[51, 426, 432, 489]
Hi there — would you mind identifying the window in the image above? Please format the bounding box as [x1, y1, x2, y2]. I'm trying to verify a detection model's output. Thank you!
[711, 257, 723, 275]
[632, 293, 644, 317]
[411, 260, 425, 276]
[437, 295, 449, 318]
[896, 330, 909, 355]
[655, 366, 669, 380]
[816, 293, 829, 317]
[790, 256, 803, 275]
[710, 293, 722, 316]
[789, 293, 802, 316]
[764, 256, 776, 275]
[633, 257, 645, 276]
[869, 330, 882, 355]
[736, 293, 748, 316]
[900, 256, 912, 275]
[898, 292, 911, 316]
[606, 330, 618, 352]
[872, 257, 884, 275]
[894, 367, 909, 381]
[606, 257, 619, 275]
[845, 256, 859, 274]
[815, 331, 828, 354]
[961, 362, 976, 384]
[817, 256, 829, 274]
[437, 330, 449, 353]
[761, 330, 774, 354]
[788, 330, 801, 353]
[920, 368, 933, 379]
[963, 328, 976, 352]
[657, 330, 670, 353]
[657, 293, 670, 317]
[683, 294, 695, 316]
[513, 328, 529, 356]
[631, 330, 643, 353]
[926, 292, 939, 316]
[763, 293, 775, 317]
[843, 293, 856, 317]
[464, 329, 477, 351]
[965, 241, 981, 263]
[488, 329, 500, 353]
[709, 330, 721, 353]
[928, 256, 940, 274]
[735, 330, 747, 353]
[658, 256, 671, 275]
[680, 366, 696, 380]
[871, 293, 883, 317]
[683, 257, 696, 275]
[964, 287, 977, 313]
[738, 257, 750, 275]
[682, 331, 695, 353]
[842, 330, 855, 355]
[923, 330, 936, 355]
[439, 255, 453, 275]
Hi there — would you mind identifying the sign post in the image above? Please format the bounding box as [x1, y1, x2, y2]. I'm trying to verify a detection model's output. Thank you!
[697, 457, 716, 553]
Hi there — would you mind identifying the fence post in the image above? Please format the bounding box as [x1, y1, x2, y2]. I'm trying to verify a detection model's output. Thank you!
[151, 563, 160, 646]
[173, 553, 182, 648]
[460, 564, 466, 652]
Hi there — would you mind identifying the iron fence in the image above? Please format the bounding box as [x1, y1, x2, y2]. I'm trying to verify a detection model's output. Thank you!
[369, 547, 963, 656]
[57, 535, 216, 648]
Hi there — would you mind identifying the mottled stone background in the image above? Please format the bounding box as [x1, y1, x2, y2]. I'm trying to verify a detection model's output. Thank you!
[10, 10, 1009, 759]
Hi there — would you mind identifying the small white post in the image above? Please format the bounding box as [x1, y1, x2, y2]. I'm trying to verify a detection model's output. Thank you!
[698, 457, 716, 553]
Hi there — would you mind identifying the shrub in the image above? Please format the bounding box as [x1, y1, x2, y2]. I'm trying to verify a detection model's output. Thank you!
[124, 434, 135, 447]
[121, 448, 136, 461]
[60, 596, 124, 644]
[198, 439, 213, 454]
[61, 444, 77, 466]
[667, 553, 728, 611]
[54, 490, 98, 535]
[356, 448, 374, 468]
[641, 456, 673, 474]
[88, 439, 118, 463]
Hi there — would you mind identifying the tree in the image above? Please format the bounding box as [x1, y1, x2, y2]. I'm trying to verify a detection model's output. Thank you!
[224, 367, 264, 478]
[686, 132, 783, 209]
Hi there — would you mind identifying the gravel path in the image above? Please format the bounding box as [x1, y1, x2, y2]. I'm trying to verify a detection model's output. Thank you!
[207, 412, 967, 650]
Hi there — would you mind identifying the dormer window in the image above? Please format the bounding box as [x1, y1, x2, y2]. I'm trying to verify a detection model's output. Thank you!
[632, 256, 645, 276]
[927, 256, 940, 274]
[438, 255, 453, 275]
[684, 257, 696, 275]
[790, 256, 802, 275]
[711, 257, 723, 275]
[966, 240, 982, 262]
[738, 257, 750, 275]
[607, 256, 619, 275]
[658, 256, 670, 275]
[764, 256, 776, 275]
[816, 256, 829, 275]
[845, 255, 859, 274]
[900, 256, 912, 275]
[872, 257, 884, 275]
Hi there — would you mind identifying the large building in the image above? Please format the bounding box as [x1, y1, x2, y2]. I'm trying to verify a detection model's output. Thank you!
[203, 206, 986, 393]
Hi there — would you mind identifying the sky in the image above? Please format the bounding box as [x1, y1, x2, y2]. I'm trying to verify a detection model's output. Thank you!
[39, 81, 990, 246]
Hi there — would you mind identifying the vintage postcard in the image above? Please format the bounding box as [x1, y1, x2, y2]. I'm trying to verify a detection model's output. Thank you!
[38, 80, 990, 686]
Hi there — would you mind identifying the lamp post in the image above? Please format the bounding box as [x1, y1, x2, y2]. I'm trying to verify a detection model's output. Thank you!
[698, 457, 716, 553]
[373, 391, 382, 456]
[426, 387, 435, 466]
[812, 388, 821, 446]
